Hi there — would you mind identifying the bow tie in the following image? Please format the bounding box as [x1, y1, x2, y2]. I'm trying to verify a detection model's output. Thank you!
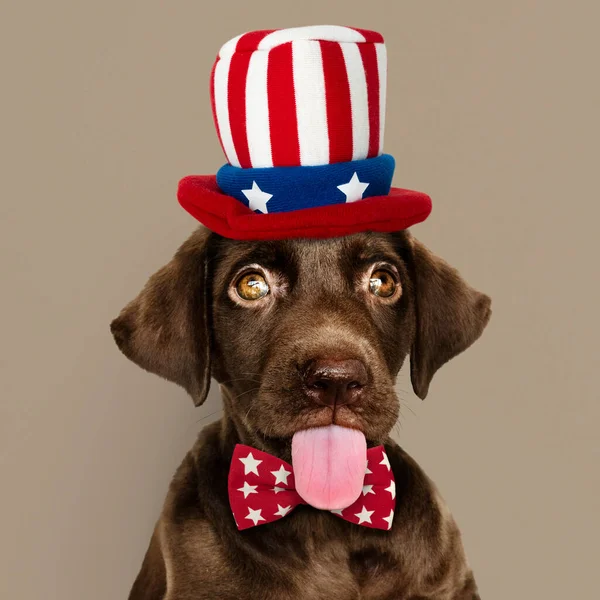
[228, 444, 396, 531]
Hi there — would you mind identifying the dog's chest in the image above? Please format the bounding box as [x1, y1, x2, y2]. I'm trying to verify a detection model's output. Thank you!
[282, 541, 403, 600]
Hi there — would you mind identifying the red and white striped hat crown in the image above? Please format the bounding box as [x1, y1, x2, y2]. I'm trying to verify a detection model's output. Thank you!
[210, 25, 387, 169]
[177, 26, 432, 240]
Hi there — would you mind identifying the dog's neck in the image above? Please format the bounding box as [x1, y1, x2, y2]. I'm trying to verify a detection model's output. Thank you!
[217, 385, 293, 462]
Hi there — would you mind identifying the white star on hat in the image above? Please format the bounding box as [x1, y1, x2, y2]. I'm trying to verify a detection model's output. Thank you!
[274, 504, 292, 517]
[382, 509, 394, 530]
[239, 452, 262, 476]
[354, 506, 374, 524]
[385, 480, 396, 499]
[242, 181, 273, 213]
[337, 172, 369, 203]
[380, 452, 391, 471]
[245, 507, 265, 526]
[237, 481, 258, 499]
[272, 486, 285, 494]
[330, 509, 344, 516]
[362, 484, 375, 496]
[271, 465, 292, 485]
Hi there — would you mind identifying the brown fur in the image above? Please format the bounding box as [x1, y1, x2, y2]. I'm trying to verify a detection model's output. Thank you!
[111, 227, 491, 599]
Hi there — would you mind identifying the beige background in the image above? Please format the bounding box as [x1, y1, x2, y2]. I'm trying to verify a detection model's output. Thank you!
[1, 1, 598, 598]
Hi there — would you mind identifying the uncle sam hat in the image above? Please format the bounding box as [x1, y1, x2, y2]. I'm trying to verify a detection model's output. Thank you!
[178, 25, 432, 240]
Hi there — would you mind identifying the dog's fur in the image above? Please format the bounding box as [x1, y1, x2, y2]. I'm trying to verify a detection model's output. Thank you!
[111, 227, 491, 600]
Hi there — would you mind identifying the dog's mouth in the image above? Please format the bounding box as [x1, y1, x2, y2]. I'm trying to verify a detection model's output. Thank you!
[292, 403, 364, 430]
[252, 378, 399, 444]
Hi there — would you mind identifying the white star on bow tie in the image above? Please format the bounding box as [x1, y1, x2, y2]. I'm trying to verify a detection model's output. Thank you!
[242, 181, 273, 213]
[385, 480, 396, 499]
[239, 452, 262, 476]
[237, 481, 258, 499]
[271, 465, 292, 485]
[337, 172, 370, 203]
[274, 504, 292, 517]
[382, 509, 394, 530]
[380, 452, 391, 471]
[245, 507, 265, 526]
[354, 506, 375, 524]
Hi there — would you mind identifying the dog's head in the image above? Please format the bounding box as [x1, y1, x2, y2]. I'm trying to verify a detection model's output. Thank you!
[111, 228, 490, 447]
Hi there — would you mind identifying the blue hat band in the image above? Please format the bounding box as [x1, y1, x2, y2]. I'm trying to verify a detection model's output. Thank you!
[216, 154, 395, 214]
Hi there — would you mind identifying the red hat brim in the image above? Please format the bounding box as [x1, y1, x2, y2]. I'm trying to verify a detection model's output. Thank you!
[177, 175, 432, 241]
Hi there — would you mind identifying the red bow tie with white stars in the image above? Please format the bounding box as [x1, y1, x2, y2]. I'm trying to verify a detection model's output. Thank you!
[228, 444, 396, 531]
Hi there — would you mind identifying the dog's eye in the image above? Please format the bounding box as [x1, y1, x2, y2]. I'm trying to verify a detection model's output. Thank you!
[369, 270, 397, 298]
[236, 272, 269, 300]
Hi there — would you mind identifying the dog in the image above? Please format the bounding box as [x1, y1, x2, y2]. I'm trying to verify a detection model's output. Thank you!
[111, 226, 491, 599]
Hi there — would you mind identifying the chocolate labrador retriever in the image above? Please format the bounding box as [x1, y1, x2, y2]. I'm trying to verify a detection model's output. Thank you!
[111, 226, 491, 600]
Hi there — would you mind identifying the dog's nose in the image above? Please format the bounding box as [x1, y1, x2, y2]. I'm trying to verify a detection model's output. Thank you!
[302, 359, 368, 407]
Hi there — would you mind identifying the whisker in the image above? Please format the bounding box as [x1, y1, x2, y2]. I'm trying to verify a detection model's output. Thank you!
[218, 376, 261, 386]
[195, 408, 223, 424]
[399, 402, 416, 418]
[235, 387, 263, 400]
[395, 407, 406, 429]
[244, 402, 257, 425]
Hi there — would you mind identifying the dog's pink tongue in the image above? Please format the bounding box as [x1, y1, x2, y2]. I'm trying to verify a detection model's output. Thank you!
[291, 425, 367, 510]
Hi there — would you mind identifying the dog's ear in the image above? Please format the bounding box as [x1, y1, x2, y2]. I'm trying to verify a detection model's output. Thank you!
[408, 237, 492, 400]
[110, 227, 214, 406]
